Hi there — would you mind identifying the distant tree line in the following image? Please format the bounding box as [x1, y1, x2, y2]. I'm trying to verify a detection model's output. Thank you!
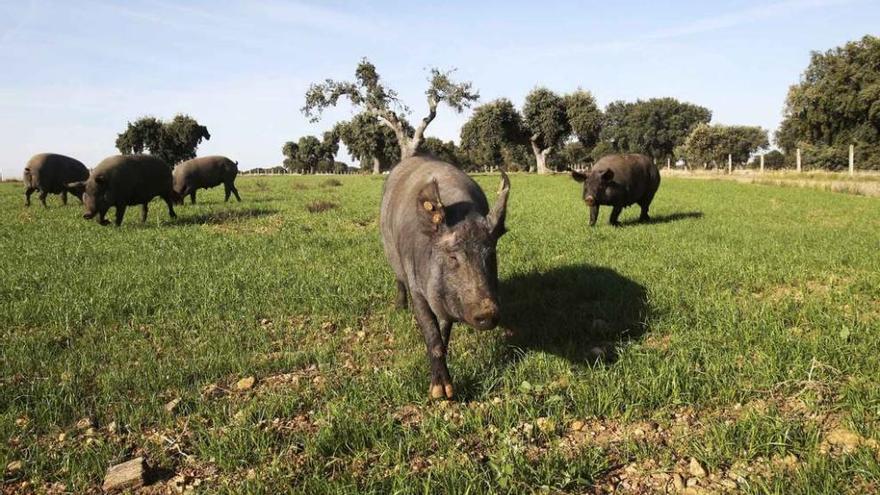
[114, 35, 879, 173]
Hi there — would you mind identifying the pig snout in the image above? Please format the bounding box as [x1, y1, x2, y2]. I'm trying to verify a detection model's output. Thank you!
[584, 195, 596, 206]
[469, 298, 500, 330]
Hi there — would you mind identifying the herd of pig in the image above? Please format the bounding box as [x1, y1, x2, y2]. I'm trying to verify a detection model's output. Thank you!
[22, 153, 241, 225]
[19, 150, 660, 399]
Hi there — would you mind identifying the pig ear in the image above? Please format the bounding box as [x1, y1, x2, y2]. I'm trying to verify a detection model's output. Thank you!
[487, 170, 510, 238]
[416, 178, 446, 233]
[570, 170, 587, 182]
[65, 181, 85, 195]
[600, 169, 614, 182]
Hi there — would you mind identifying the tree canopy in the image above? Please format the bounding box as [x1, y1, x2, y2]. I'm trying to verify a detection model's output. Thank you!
[460, 98, 527, 171]
[333, 113, 402, 174]
[564, 89, 602, 150]
[597, 98, 711, 162]
[681, 124, 769, 168]
[523, 88, 571, 174]
[302, 58, 479, 159]
[115, 114, 210, 167]
[776, 35, 880, 169]
[282, 133, 339, 173]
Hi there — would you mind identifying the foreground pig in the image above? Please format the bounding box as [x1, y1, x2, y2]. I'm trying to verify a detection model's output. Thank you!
[172, 156, 241, 204]
[23, 153, 89, 207]
[66, 154, 177, 226]
[570, 153, 660, 226]
[380, 155, 510, 400]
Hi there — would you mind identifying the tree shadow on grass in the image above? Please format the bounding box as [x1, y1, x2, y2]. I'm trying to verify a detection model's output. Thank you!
[498, 264, 650, 365]
[171, 207, 278, 226]
[621, 211, 703, 226]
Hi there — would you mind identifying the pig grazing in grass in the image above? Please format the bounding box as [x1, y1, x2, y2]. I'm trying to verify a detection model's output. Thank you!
[380, 155, 510, 400]
[23, 153, 89, 207]
[570, 153, 660, 226]
[66, 155, 177, 226]
[172, 156, 241, 204]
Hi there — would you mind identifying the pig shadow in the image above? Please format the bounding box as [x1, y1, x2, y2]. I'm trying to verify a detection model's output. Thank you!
[621, 211, 703, 226]
[498, 264, 649, 364]
[172, 207, 278, 226]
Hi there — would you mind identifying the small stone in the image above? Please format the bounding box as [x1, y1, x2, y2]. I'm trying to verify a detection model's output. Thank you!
[536, 417, 555, 434]
[75, 417, 95, 430]
[165, 398, 181, 413]
[57, 432, 67, 442]
[14, 417, 28, 428]
[107, 421, 118, 434]
[826, 427, 863, 452]
[570, 420, 585, 431]
[671, 473, 685, 490]
[6, 460, 23, 474]
[84, 427, 96, 437]
[686, 477, 699, 487]
[102, 457, 145, 493]
[720, 479, 738, 489]
[236, 376, 256, 391]
[688, 457, 707, 478]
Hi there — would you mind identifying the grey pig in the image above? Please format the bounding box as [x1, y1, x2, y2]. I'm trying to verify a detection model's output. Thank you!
[380, 155, 510, 400]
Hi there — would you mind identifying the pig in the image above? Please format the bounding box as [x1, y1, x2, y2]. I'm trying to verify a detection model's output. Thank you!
[172, 156, 241, 204]
[570, 153, 660, 226]
[66, 154, 177, 226]
[380, 155, 510, 400]
[23, 153, 89, 207]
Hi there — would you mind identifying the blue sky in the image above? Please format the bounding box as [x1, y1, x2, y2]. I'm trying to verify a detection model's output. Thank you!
[0, 0, 877, 176]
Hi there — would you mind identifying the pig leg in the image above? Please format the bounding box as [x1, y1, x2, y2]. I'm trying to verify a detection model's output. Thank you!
[162, 194, 177, 219]
[24, 187, 36, 207]
[609, 206, 623, 226]
[394, 280, 409, 309]
[589, 205, 599, 226]
[141, 203, 149, 223]
[230, 183, 241, 202]
[190, 190, 196, 205]
[39, 191, 48, 208]
[439, 319, 452, 349]
[114, 205, 127, 226]
[638, 191, 655, 222]
[98, 208, 111, 226]
[411, 294, 454, 400]
[61, 190, 68, 205]
[224, 184, 232, 202]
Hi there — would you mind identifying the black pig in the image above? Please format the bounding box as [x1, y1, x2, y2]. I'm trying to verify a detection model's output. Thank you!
[67, 154, 177, 226]
[571, 153, 660, 226]
[172, 156, 240, 204]
[23, 153, 89, 207]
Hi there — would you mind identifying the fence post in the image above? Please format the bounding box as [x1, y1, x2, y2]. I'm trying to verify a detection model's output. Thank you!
[728, 154, 732, 174]
[666, 157, 671, 170]
[796, 148, 802, 173]
[760, 154, 764, 173]
[849, 144, 854, 176]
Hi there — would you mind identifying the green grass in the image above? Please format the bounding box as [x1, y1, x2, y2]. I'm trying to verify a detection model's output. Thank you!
[1, 173, 879, 494]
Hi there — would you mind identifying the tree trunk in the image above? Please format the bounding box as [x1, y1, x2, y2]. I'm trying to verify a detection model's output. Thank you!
[372, 157, 381, 175]
[531, 140, 551, 175]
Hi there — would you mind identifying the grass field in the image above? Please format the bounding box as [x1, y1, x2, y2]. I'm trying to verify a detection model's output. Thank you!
[1, 173, 879, 494]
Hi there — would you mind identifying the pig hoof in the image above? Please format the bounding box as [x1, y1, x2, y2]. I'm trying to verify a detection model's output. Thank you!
[99, 219, 111, 226]
[429, 383, 455, 400]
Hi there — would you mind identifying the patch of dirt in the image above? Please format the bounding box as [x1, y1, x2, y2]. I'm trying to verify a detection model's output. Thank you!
[305, 200, 338, 213]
